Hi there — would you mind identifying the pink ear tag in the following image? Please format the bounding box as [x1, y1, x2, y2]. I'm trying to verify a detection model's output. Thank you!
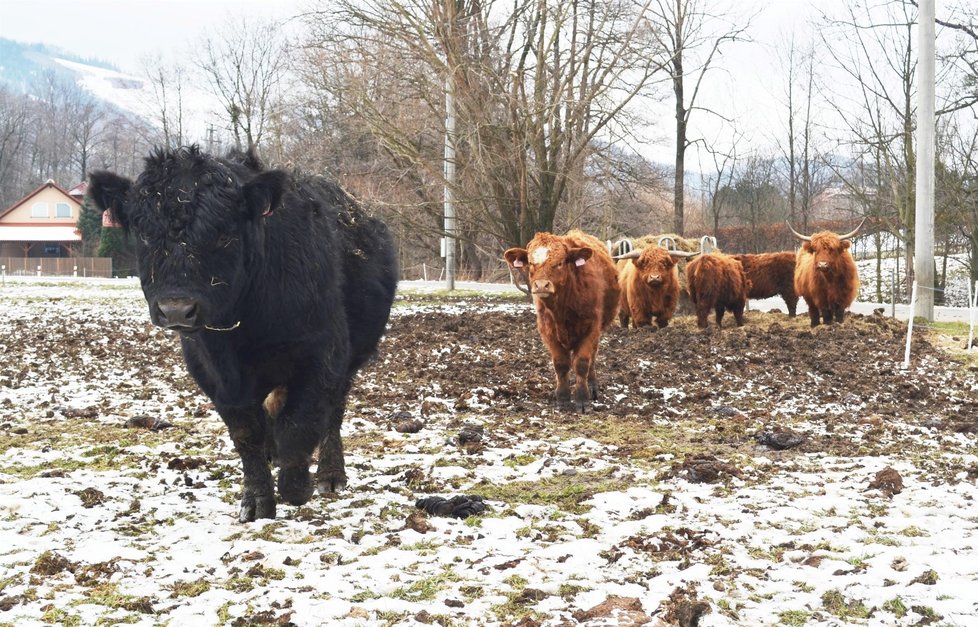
[512, 260, 524, 267]
[574, 258, 587, 267]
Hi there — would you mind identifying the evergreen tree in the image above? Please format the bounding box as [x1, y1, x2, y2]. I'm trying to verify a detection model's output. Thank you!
[96, 226, 138, 276]
[76, 201, 103, 257]
[96, 226, 124, 258]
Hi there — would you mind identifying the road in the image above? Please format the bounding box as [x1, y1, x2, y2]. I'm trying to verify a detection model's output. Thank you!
[399, 280, 977, 324]
[4, 275, 974, 325]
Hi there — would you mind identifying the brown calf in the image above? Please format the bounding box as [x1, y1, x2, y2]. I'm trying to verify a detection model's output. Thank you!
[504, 230, 620, 411]
[615, 247, 697, 328]
[789, 221, 862, 326]
[685, 253, 752, 329]
[732, 252, 799, 317]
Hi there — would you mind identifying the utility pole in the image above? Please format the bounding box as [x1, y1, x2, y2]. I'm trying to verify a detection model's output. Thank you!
[444, 75, 457, 290]
[913, 0, 935, 320]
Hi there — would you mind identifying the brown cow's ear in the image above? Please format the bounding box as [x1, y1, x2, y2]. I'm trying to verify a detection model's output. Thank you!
[567, 247, 593, 267]
[504, 248, 529, 268]
[842, 240, 851, 250]
[801, 241, 813, 253]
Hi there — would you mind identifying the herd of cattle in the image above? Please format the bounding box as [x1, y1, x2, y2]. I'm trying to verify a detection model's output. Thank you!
[84, 145, 863, 520]
[504, 222, 863, 411]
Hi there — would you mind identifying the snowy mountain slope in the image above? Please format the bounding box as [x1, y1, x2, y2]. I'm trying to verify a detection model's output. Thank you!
[50, 56, 220, 140]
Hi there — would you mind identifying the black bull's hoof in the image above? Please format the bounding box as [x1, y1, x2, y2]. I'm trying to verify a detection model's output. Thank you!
[278, 465, 315, 506]
[239, 492, 276, 522]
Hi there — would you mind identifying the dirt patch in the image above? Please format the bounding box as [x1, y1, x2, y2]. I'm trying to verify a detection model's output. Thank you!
[368, 304, 976, 461]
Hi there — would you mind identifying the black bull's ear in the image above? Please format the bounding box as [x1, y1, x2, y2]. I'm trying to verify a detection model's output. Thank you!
[87, 170, 133, 230]
[242, 170, 289, 219]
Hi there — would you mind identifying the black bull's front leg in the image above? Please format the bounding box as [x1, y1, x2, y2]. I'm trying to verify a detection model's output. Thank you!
[218, 380, 350, 521]
[272, 364, 352, 506]
[185, 337, 353, 521]
[220, 403, 277, 522]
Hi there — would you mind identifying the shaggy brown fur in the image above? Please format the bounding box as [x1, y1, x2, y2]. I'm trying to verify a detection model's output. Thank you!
[617, 247, 681, 329]
[504, 230, 620, 411]
[685, 253, 752, 329]
[630, 234, 720, 315]
[794, 232, 860, 326]
[732, 252, 799, 317]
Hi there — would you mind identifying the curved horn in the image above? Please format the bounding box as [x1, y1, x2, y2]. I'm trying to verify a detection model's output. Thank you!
[657, 235, 677, 250]
[786, 222, 811, 242]
[838, 218, 866, 241]
[613, 250, 642, 260]
[669, 250, 700, 258]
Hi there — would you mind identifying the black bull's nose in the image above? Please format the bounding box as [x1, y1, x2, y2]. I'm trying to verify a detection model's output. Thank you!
[156, 297, 200, 329]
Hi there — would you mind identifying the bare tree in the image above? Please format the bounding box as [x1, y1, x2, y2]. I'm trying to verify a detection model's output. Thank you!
[69, 94, 105, 179]
[302, 0, 668, 259]
[821, 0, 978, 296]
[141, 54, 189, 149]
[647, 0, 751, 236]
[775, 33, 831, 233]
[0, 87, 33, 207]
[910, 0, 978, 114]
[819, 1, 918, 294]
[698, 127, 741, 236]
[195, 16, 291, 152]
[942, 115, 978, 285]
[727, 153, 784, 252]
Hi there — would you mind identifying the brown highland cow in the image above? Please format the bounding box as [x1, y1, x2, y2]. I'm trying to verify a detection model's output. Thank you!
[789, 221, 863, 326]
[615, 246, 698, 328]
[504, 230, 620, 411]
[685, 253, 752, 329]
[732, 252, 799, 317]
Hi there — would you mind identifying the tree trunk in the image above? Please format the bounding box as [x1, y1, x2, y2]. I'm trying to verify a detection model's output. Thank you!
[874, 230, 883, 302]
[674, 97, 686, 236]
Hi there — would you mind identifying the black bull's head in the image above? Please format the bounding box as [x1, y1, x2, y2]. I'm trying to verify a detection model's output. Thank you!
[88, 146, 287, 332]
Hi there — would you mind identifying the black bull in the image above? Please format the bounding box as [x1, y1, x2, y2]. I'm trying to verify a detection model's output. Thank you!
[88, 146, 397, 522]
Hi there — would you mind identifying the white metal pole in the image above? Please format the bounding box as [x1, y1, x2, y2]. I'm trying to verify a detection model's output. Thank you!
[969, 280, 977, 353]
[913, 0, 936, 320]
[903, 281, 918, 369]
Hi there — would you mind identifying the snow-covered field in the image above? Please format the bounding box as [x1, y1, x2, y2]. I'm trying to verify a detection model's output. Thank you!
[1, 278, 977, 626]
[855, 254, 976, 308]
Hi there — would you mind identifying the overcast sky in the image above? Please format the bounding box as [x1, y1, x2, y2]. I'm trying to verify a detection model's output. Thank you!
[0, 0, 872, 165]
[0, 0, 304, 71]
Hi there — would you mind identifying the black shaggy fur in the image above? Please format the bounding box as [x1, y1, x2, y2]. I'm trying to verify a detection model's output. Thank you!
[88, 145, 398, 522]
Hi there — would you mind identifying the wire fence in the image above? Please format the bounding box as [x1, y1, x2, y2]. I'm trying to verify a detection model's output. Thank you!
[903, 280, 978, 367]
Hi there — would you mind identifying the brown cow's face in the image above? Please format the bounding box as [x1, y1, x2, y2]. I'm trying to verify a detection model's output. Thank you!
[633, 248, 676, 286]
[504, 234, 592, 298]
[803, 233, 850, 275]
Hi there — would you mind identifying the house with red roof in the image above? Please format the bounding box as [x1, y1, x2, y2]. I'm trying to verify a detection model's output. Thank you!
[0, 180, 112, 276]
[0, 179, 84, 258]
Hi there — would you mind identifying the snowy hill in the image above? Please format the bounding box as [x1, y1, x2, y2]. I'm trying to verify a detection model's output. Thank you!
[0, 38, 219, 141]
[49, 56, 218, 139]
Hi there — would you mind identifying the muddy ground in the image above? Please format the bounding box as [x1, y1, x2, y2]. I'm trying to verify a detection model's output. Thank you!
[1, 283, 978, 626]
[378, 295, 978, 455]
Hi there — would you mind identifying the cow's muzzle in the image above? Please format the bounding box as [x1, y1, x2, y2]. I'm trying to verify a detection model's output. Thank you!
[156, 297, 201, 330]
[816, 261, 830, 273]
[531, 280, 555, 298]
[647, 275, 663, 285]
